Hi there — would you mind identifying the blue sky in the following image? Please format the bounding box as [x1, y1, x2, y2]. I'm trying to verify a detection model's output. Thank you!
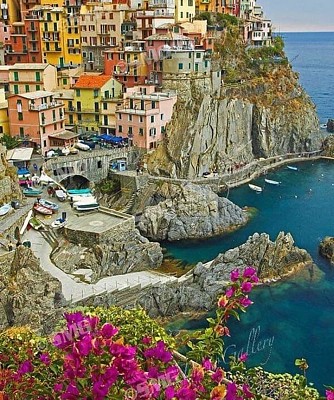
[259, 0, 334, 32]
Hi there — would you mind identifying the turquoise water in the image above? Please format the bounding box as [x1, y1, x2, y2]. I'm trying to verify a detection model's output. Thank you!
[164, 160, 334, 391]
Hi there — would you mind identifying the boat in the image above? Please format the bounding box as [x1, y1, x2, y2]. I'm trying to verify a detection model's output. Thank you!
[23, 187, 43, 197]
[55, 189, 66, 202]
[33, 203, 53, 215]
[68, 147, 79, 154]
[38, 198, 59, 212]
[70, 194, 94, 202]
[51, 217, 67, 229]
[320, 123, 327, 129]
[73, 199, 99, 211]
[75, 142, 91, 151]
[287, 166, 298, 171]
[29, 216, 44, 230]
[0, 203, 11, 216]
[67, 188, 91, 195]
[264, 178, 281, 185]
[20, 210, 33, 235]
[62, 147, 70, 156]
[248, 184, 263, 193]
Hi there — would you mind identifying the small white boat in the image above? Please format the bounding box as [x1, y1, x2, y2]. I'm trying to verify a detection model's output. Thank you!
[73, 198, 99, 211]
[264, 178, 281, 185]
[0, 203, 11, 216]
[55, 189, 67, 202]
[51, 217, 67, 229]
[287, 166, 298, 171]
[248, 184, 262, 193]
[320, 123, 327, 129]
[75, 142, 91, 151]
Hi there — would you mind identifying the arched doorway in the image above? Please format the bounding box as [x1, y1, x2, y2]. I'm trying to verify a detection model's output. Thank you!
[60, 175, 90, 190]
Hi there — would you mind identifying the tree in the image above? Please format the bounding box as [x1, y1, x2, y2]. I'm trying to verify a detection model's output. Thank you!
[0, 134, 19, 150]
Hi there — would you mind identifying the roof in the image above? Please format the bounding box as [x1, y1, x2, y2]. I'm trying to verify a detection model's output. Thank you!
[73, 75, 112, 89]
[6, 147, 34, 161]
[48, 130, 80, 140]
[11, 63, 52, 70]
[18, 90, 54, 99]
[145, 32, 190, 41]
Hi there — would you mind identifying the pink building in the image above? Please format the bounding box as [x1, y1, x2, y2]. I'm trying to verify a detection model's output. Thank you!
[116, 85, 177, 150]
[8, 90, 69, 155]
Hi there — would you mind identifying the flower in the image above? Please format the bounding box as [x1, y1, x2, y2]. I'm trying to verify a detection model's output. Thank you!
[241, 282, 252, 293]
[239, 296, 253, 308]
[242, 384, 254, 398]
[211, 368, 225, 384]
[243, 267, 257, 278]
[326, 389, 334, 400]
[217, 295, 229, 308]
[202, 358, 214, 371]
[144, 341, 173, 363]
[101, 323, 118, 339]
[210, 385, 227, 400]
[225, 287, 235, 298]
[238, 353, 248, 362]
[17, 360, 33, 375]
[230, 269, 240, 282]
[39, 352, 51, 366]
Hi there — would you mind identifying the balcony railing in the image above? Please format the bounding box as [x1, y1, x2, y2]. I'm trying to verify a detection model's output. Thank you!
[29, 101, 63, 111]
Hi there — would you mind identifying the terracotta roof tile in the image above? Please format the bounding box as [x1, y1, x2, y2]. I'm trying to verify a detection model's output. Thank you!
[73, 75, 112, 89]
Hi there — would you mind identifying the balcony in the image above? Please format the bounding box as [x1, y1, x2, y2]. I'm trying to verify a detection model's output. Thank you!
[67, 106, 76, 112]
[29, 101, 63, 111]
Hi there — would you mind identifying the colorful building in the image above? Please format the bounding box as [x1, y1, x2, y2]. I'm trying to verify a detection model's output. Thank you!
[174, 0, 195, 23]
[116, 84, 177, 149]
[8, 90, 66, 154]
[73, 73, 123, 135]
[0, 88, 9, 137]
[134, 10, 175, 41]
[8, 63, 57, 95]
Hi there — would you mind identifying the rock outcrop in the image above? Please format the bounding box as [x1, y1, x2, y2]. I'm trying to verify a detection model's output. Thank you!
[147, 65, 323, 179]
[319, 236, 334, 263]
[51, 229, 163, 282]
[138, 232, 315, 316]
[0, 144, 22, 206]
[0, 246, 63, 331]
[321, 135, 334, 157]
[137, 182, 247, 241]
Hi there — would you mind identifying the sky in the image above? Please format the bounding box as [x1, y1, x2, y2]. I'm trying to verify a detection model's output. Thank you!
[259, 0, 334, 32]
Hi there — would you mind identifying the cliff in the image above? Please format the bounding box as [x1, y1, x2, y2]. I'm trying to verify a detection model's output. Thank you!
[139, 232, 316, 316]
[0, 144, 22, 205]
[147, 52, 322, 179]
[137, 182, 247, 241]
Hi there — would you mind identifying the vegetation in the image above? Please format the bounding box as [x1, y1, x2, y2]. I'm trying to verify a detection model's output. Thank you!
[0, 134, 19, 150]
[0, 267, 327, 399]
[96, 178, 121, 195]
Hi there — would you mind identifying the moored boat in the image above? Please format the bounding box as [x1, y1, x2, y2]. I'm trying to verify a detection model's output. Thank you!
[264, 178, 281, 185]
[33, 203, 53, 215]
[0, 203, 11, 216]
[75, 142, 91, 151]
[287, 165, 298, 171]
[248, 183, 263, 193]
[67, 188, 91, 195]
[73, 198, 99, 211]
[29, 217, 44, 230]
[23, 187, 43, 197]
[38, 198, 59, 212]
[51, 217, 67, 229]
[55, 189, 66, 202]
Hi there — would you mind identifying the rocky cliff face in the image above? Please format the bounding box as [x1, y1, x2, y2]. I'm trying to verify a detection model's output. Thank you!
[0, 144, 22, 205]
[0, 246, 63, 331]
[319, 236, 334, 263]
[51, 230, 163, 282]
[138, 232, 316, 316]
[138, 182, 247, 241]
[148, 65, 322, 179]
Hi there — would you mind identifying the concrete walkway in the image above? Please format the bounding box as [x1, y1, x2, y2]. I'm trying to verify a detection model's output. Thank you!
[23, 228, 177, 303]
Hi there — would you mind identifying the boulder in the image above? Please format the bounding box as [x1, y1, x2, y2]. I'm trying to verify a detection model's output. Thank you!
[319, 236, 334, 263]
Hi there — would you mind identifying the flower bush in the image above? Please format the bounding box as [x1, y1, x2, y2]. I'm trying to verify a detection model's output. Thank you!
[0, 267, 325, 399]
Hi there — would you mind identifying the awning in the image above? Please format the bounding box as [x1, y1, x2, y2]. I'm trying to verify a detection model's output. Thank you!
[97, 134, 123, 143]
[6, 147, 34, 162]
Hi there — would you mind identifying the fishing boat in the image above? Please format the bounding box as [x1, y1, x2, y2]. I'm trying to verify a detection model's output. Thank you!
[29, 217, 44, 230]
[55, 189, 66, 202]
[67, 188, 91, 195]
[73, 198, 99, 211]
[51, 217, 67, 229]
[23, 187, 43, 197]
[0, 203, 11, 216]
[264, 178, 281, 185]
[38, 198, 59, 213]
[248, 184, 263, 193]
[33, 203, 53, 215]
[287, 166, 298, 171]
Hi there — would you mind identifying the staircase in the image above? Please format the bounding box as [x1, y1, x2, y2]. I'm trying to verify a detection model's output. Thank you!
[40, 227, 59, 248]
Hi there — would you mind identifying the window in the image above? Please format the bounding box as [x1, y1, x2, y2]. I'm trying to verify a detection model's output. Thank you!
[36, 85, 40, 91]
[150, 115, 154, 123]
[118, 114, 122, 119]
[77, 101, 81, 111]
[76, 89, 81, 96]
[18, 113, 23, 121]
[196, 52, 201, 58]
[178, 63, 183, 70]
[149, 127, 156, 136]
[13, 71, 19, 81]
[103, 102, 107, 110]
[54, 123, 57, 130]
[118, 125, 122, 132]
[128, 126, 133, 135]
[180, 12, 183, 18]
[161, 114, 164, 120]
[25, 85, 29, 92]
[14, 85, 19, 94]
[35, 72, 41, 82]
[63, 78, 67, 85]
[52, 110, 56, 121]
[97, 160, 102, 168]
[94, 89, 99, 98]
[151, 101, 156, 109]
[94, 102, 99, 112]
[139, 128, 144, 136]
[128, 114, 132, 121]
[19, 127, 24, 137]
[95, 115, 99, 122]
[139, 116, 143, 123]
[42, 126, 46, 134]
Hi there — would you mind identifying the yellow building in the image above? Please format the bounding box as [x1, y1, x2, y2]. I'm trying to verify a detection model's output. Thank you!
[0, 88, 8, 137]
[73, 74, 123, 136]
[175, 0, 195, 23]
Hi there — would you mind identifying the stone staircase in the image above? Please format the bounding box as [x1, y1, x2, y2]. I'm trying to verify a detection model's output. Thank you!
[40, 226, 59, 248]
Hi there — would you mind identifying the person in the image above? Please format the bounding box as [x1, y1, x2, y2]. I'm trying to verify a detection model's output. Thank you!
[33, 163, 38, 172]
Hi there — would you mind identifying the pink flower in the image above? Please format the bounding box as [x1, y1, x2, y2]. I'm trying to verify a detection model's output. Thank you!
[239, 296, 253, 308]
[211, 368, 225, 384]
[39, 352, 51, 365]
[241, 281, 252, 293]
[230, 269, 240, 282]
[217, 295, 229, 308]
[326, 390, 334, 400]
[144, 341, 172, 363]
[142, 336, 152, 345]
[238, 353, 248, 362]
[242, 384, 254, 398]
[225, 287, 235, 298]
[17, 360, 33, 375]
[202, 358, 214, 371]
[101, 323, 118, 339]
[243, 266, 257, 278]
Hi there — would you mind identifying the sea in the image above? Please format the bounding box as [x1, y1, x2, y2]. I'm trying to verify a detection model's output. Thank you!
[164, 32, 334, 393]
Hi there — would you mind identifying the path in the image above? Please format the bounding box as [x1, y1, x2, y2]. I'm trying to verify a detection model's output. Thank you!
[23, 228, 178, 304]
